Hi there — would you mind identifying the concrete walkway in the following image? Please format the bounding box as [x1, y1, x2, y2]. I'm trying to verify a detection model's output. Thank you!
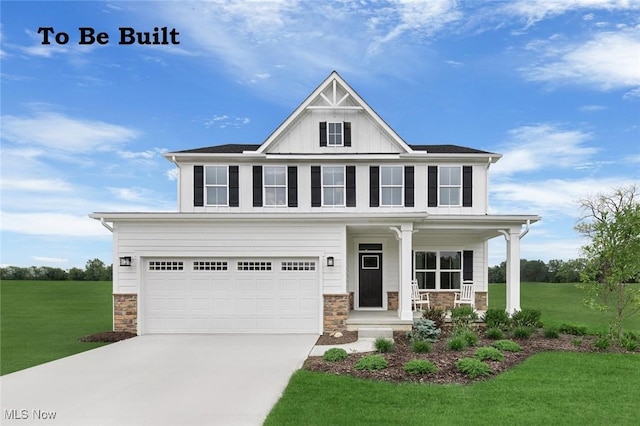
[0, 334, 317, 426]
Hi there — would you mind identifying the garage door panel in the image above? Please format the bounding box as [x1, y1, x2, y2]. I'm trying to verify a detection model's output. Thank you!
[144, 257, 319, 333]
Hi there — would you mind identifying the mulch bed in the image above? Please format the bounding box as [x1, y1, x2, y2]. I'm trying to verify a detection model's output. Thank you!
[79, 331, 137, 343]
[306, 330, 637, 385]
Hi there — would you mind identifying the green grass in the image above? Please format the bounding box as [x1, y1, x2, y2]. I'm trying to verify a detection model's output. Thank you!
[265, 353, 640, 425]
[0, 280, 112, 375]
[489, 282, 640, 334]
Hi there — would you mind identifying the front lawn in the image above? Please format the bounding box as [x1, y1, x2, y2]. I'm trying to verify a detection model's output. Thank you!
[0, 280, 112, 375]
[266, 352, 640, 425]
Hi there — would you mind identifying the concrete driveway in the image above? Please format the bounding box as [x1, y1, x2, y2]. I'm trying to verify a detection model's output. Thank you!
[0, 334, 317, 426]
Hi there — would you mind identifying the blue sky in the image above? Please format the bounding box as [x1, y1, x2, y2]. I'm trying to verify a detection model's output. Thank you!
[1, 0, 639, 269]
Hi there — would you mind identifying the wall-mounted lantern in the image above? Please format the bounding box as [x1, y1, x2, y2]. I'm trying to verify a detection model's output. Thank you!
[119, 256, 132, 267]
[326, 256, 335, 267]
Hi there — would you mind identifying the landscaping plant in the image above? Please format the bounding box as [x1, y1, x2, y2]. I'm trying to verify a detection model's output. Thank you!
[403, 359, 438, 375]
[374, 338, 394, 353]
[323, 348, 348, 362]
[492, 339, 522, 352]
[474, 346, 505, 362]
[409, 318, 441, 342]
[354, 355, 388, 371]
[456, 329, 479, 346]
[512, 326, 533, 339]
[485, 327, 504, 340]
[560, 323, 587, 336]
[450, 306, 478, 331]
[543, 327, 560, 339]
[482, 308, 511, 330]
[421, 307, 446, 329]
[455, 358, 491, 378]
[511, 308, 542, 328]
[411, 340, 431, 353]
[447, 336, 467, 351]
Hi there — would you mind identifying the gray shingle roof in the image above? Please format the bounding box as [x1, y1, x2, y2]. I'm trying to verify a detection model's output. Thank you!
[172, 144, 494, 155]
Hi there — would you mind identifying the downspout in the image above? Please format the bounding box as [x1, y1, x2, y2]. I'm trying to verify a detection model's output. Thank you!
[100, 218, 113, 233]
[519, 219, 531, 240]
[485, 157, 492, 215]
[169, 155, 181, 210]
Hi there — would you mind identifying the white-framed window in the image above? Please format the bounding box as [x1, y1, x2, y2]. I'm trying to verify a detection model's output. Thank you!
[414, 251, 461, 290]
[380, 166, 403, 206]
[237, 261, 272, 271]
[327, 122, 343, 146]
[264, 166, 287, 206]
[193, 261, 228, 271]
[439, 166, 462, 206]
[205, 165, 228, 206]
[322, 166, 345, 206]
[281, 261, 316, 271]
[149, 261, 184, 271]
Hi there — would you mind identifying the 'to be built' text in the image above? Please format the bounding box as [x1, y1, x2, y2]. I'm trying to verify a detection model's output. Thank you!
[37, 27, 180, 45]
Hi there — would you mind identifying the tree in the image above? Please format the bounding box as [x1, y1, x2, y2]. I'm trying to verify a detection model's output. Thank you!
[84, 258, 111, 281]
[576, 185, 640, 341]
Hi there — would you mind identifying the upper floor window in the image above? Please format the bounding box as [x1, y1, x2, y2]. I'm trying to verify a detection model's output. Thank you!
[327, 122, 343, 146]
[439, 166, 462, 206]
[264, 166, 287, 206]
[319, 122, 351, 147]
[380, 166, 403, 206]
[205, 166, 228, 206]
[414, 251, 461, 290]
[322, 166, 345, 206]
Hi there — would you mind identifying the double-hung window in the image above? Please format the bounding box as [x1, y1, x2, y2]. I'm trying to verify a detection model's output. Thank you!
[264, 166, 287, 206]
[380, 166, 403, 206]
[327, 122, 343, 146]
[414, 251, 462, 290]
[439, 166, 462, 206]
[205, 166, 228, 206]
[322, 166, 345, 206]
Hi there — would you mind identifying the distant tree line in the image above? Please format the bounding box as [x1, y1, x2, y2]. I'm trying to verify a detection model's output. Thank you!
[0, 258, 112, 281]
[488, 258, 589, 283]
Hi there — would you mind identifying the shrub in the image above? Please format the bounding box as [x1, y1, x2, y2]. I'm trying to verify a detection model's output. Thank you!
[572, 338, 583, 347]
[593, 335, 611, 351]
[451, 306, 478, 331]
[512, 326, 533, 339]
[323, 347, 348, 362]
[482, 309, 511, 330]
[621, 336, 639, 351]
[560, 323, 587, 336]
[511, 309, 542, 328]
[409, 318, 441, 342]
[456, 329, 479, 346]
[412, 339, 432, 353]
[403, 359, 438, 375]
[456, 358, 491, 378]
[474, 346, 505, 362]
[355, 355, 388, 371]
[375, 338, 394, 353]
[543, 327, 560, 339]
[485, 327, 504, 340]
[422, 307, 446, 329]
[447, 336, 468, 351]
[623, 331, 639, 341]
[492, 339, 522, 352]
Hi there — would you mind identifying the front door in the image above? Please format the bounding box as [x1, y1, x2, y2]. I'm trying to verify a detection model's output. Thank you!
[359, 253, 383, 308]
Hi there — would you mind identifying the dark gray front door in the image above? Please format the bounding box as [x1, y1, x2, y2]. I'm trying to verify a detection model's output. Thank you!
[359, 253, 383, 307]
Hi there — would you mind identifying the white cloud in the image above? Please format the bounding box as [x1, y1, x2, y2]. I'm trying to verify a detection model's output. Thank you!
[204, 115, 251, 128]
[578, 104, 607, 112]
[32, 256, 68, 264]
[491, 124, 598, 176]
[1, 111, 140, 153]
[1, 178, 73, 192]
[0, 211, 110, 237]
[166, 168, 179, 181]
[503, 0, 638, 27]
[521, 29, 640, 93]
[107, 187, 151, 202]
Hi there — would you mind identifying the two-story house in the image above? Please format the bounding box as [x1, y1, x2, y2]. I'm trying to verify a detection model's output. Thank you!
[91, 72, 539, 335]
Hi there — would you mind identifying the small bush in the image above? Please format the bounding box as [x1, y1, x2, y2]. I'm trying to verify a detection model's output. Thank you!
[543, 327, 560, 339]
[403, 359, 438, 375]
[474, 346, 505, 362]
[593, 335, 610, 351]
[483, 309, 511, 330]
[375, 338, 394, 353]
[451, 306, 478, 331]
[572, 338, 583, 347]
[623, 331, 639, 342]
[511, 309, 542, 328]
[412, 339, 432, 353]
[492, 339, 522, 352]
[422, 307, 446, 329]
[512, 326, 533, 339]
[410, 318, 441, 342]
[323, 347, 348, 362]
[456, 358, 491, 378]
[621, 336, 639, 351]
[456, 329, 479, 346]
[485, 327, 505, 340]
[355, 354, 388, 371]
[560, 323, 587, 336]
[447, 336, 468, 351]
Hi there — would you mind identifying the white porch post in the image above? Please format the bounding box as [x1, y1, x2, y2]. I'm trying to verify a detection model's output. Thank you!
[505, 228, 521, 314]
[399, 223, 414, 321]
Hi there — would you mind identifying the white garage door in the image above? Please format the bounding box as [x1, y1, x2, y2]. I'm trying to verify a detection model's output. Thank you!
[143, 258, 320, 334]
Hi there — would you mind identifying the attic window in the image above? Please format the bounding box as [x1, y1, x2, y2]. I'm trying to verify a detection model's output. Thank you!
[328, 122, 343, 146]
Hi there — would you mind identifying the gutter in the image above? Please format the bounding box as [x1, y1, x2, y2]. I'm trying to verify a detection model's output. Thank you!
[99, 217, 113, 233]
[168, 155, 181, 209]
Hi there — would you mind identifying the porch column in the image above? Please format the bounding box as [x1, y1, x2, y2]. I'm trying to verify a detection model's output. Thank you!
[504, 227, 521, 314]
[399, 223, 414, 321]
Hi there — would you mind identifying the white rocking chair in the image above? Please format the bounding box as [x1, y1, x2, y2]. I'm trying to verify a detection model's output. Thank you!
[411, 280, 431, 311]
[453, 281, 475, 309]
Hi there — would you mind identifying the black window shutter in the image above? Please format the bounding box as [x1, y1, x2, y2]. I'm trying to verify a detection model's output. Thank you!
[344, 122, 351, 147]
[404, 166, 414, 207]
[346, 165, 356, 207]
[194, 165, 204, 207]
[311, 166, 321, 207]
[229, 166, 239, 207]
[319, 122, 327, 147]
[252, 165, 263, 207]
[369, 166, 379, 207]
[428, 166, 438, 207]
[463, 250, 473, 282]
[287, 166, 298, 208]
[463, 166, 473, 207]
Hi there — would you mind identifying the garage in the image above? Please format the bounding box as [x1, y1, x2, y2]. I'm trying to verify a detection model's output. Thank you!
[142, 257, 320, 334]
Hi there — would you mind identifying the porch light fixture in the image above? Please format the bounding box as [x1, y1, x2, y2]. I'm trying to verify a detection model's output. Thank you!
[326, 256, 335, 267]
[119, 256, 132, 267]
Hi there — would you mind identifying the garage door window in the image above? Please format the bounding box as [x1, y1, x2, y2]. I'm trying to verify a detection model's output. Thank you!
[281, 261, 316, 271]
[149, 261, 184, 271]
[237, 261, 272, 271]
[193, 261, 228, 271]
